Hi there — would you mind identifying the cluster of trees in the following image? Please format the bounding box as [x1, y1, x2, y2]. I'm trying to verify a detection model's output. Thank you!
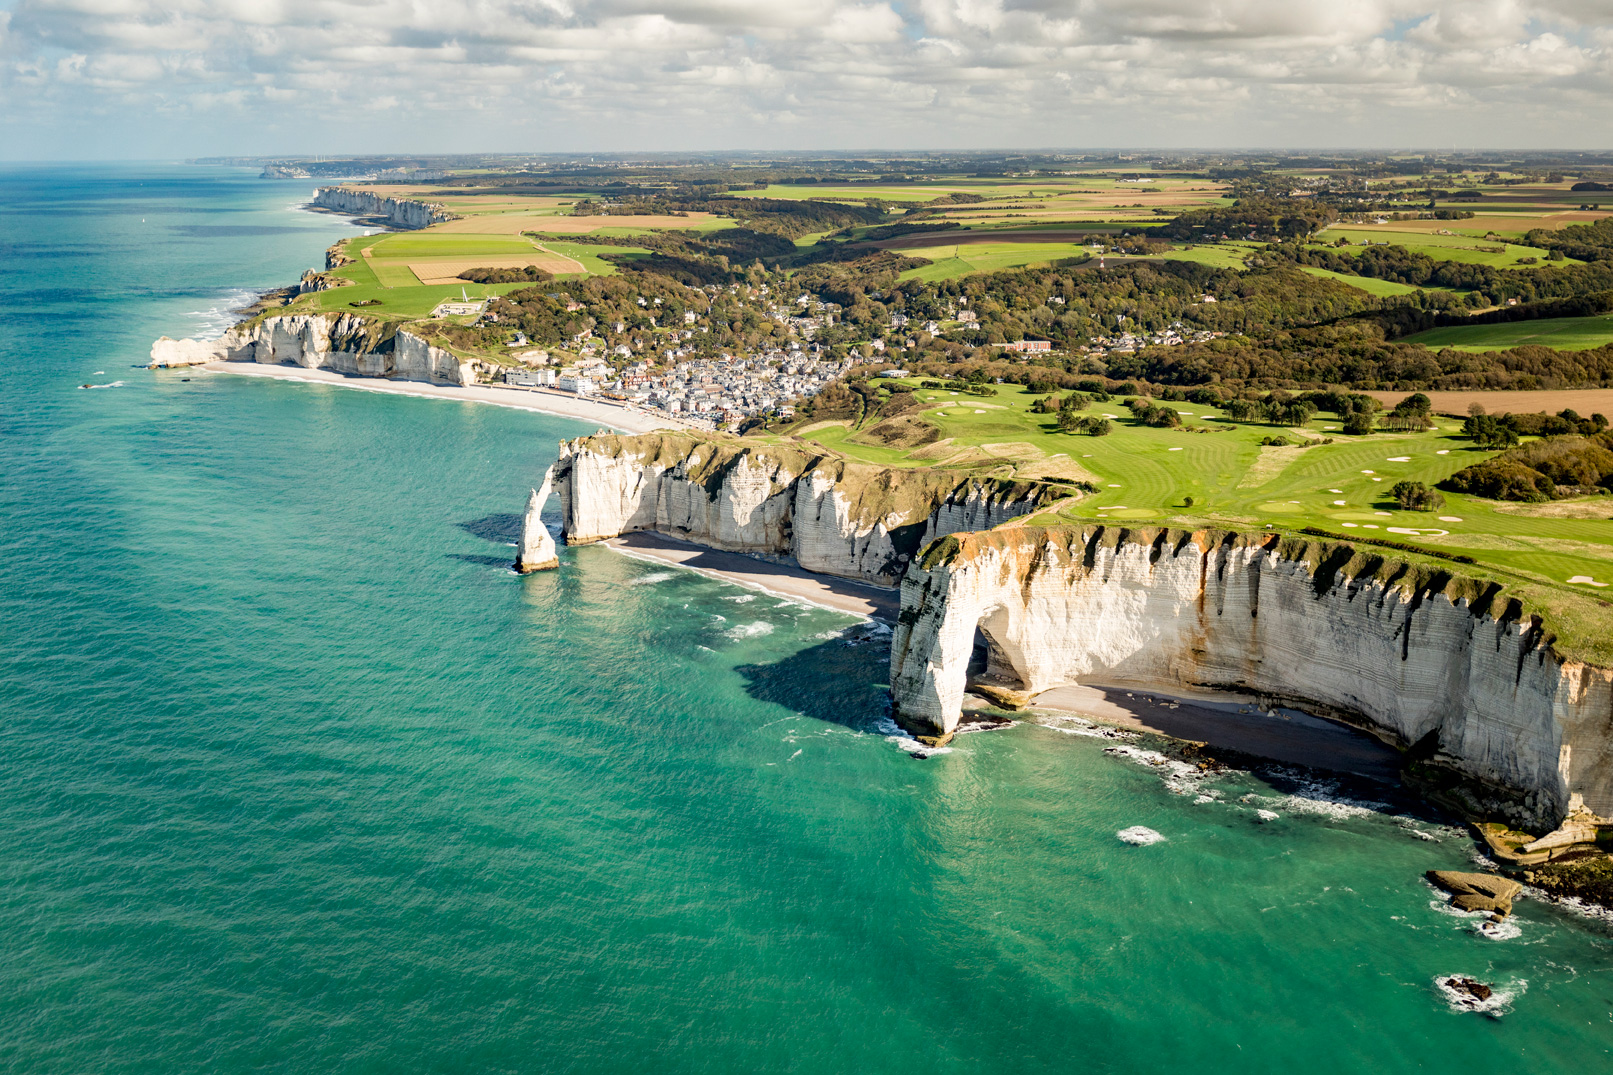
[1222, 395, 1319, 427]
[567, 194, 887, 240]
[845, 221, 962, 242]
[1155, 198, 1338, 242]
[1125, 397, 1184, 427]
[1061, 414, 1112, 436]
[1524, 217, 1613, 263]
[1027, 391, 1111, 434]
[1108, 321, 1613, 392]
[1441, 432, 1613, 501]
[1391, 481, 1445, 511]
[1378, 391, 1435, 431]
[1271, 242, 1613, 308]
[1462, 407, 1610, 447]
[457, 265, 554, 284]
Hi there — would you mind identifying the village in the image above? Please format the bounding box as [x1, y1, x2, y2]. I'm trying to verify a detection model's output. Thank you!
[491, 287, 856, 430]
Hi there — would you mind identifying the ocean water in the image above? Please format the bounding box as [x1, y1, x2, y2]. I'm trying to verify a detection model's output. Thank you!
[1, 164, 1611, 1073]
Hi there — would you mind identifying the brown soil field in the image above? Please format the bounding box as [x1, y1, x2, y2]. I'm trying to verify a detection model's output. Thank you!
[406, 252, 584, 284]
[1364, 389, 1613, 416]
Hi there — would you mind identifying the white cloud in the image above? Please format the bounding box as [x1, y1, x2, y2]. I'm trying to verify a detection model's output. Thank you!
[0, 0, 1608, 157]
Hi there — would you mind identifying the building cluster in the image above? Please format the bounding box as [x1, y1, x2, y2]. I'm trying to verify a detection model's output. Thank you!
[505, 347, 853, 429]
[1083, 325, 1226, 355]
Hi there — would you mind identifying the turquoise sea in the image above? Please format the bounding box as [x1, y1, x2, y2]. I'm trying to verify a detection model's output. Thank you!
[1, 164, 1610, 1073]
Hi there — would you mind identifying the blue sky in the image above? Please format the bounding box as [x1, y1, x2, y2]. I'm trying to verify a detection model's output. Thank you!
[1, 1, 1610, 158]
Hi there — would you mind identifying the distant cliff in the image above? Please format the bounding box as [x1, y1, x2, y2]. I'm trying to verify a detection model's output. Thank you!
[149, 313, 481, 386]
[311, 187, 455, 229]
[890, 524, 1613, 831]
[550, 433, 1082, 586]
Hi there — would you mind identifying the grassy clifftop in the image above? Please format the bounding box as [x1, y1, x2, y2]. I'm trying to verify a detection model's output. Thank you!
[564, 432, 1088, 532]
[916, 523, 1613, 668]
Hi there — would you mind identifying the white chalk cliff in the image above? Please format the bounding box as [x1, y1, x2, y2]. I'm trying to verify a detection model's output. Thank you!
[551, 433, 1075, 586]
[889, 525, 1613, 830]
[311, 187, 456, 229]
[517, 471, 559, 573]
[149, 313, 479, 386]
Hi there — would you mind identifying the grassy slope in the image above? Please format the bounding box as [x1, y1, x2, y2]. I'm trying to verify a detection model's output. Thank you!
[1294, 265, 1434, 297]
[1403, 313, 1613, 352]
[772, 383, 1613, 601]
[1320, 228, 1574, 269]
[897, 241, 1093, 281]
[539, 240, 652, 275]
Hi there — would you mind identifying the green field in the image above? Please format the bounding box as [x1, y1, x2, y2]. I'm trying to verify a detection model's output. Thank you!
[777, 383, 1613, 610]
[897, 241, 1094, 281]
[1294, 265, 1435, 297]
[1403, 313, 1613, 352]
[540, 240, 652, 275]
[365, 233, 540, 258]
[1320, 229, 1571, 269]
[300, 280, 535, 319]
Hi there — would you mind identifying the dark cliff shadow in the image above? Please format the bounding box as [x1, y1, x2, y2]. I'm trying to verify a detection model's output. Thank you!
[734, 630, 893, 733]
[458, 513, 523, 544]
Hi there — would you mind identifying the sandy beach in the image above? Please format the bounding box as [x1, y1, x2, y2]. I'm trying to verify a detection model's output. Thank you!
[1010, 682, 1402, 782]
[603, 531, 900, 620]
[200, 360, 679, 434]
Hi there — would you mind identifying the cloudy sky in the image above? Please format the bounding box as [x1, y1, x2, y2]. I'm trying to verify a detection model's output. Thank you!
[1, 0, 1610, 158]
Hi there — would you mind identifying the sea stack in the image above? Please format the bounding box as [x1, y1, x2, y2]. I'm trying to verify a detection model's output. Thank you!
[516, 474, 559, 573]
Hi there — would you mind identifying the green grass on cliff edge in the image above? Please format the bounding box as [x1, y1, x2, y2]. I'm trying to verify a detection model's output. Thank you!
[741, 381, 1613, 664]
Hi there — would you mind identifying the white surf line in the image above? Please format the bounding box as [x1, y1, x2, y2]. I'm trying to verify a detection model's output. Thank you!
[200, 363, 660, 434]
[601, 541, 877, 621]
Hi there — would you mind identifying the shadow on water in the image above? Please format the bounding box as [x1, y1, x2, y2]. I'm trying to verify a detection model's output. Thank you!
[734, 630, 892, 733]
[448, 553, 517, 569]
[458, 513, 522, 544]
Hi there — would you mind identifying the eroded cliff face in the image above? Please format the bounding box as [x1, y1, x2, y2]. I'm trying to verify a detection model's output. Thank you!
[149, 314, 478, 386]
[551, 433, 1074, 586]
[311, 187, 455, 229]
[890, 525, 1613, 830]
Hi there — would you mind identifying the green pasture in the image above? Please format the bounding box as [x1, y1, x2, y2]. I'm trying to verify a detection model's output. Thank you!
[1403, 313, 1613, 352]
[782, 382, 1613, 597]
[896, 241, 1095, 281]
[367, 260, 424, 287]
[1320, 229, 1571, 269]
[1294, 266, 1434, 297]
[540, 240, 652, 276]
[298, 280, 534, 320]
[365, 233, 541, 258]
[1157, 244, 1253, 270]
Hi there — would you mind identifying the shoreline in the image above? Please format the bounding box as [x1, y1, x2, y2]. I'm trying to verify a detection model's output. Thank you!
[199, 361, 677, 434]
[600, 531, 899, 620]
[598, 532, 1403, 782]
[1011, 682, 1404, 784]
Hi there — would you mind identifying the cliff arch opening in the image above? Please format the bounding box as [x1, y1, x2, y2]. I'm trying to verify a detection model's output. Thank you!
[967, 608, 1030, 693]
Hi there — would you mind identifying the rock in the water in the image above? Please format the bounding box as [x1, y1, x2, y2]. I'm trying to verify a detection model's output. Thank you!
[1443, 976, 1492, 1002]
[516, 475, 559, 573]
[1117, 826, 1166, 846]
[1427, 870, 1523, 916]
